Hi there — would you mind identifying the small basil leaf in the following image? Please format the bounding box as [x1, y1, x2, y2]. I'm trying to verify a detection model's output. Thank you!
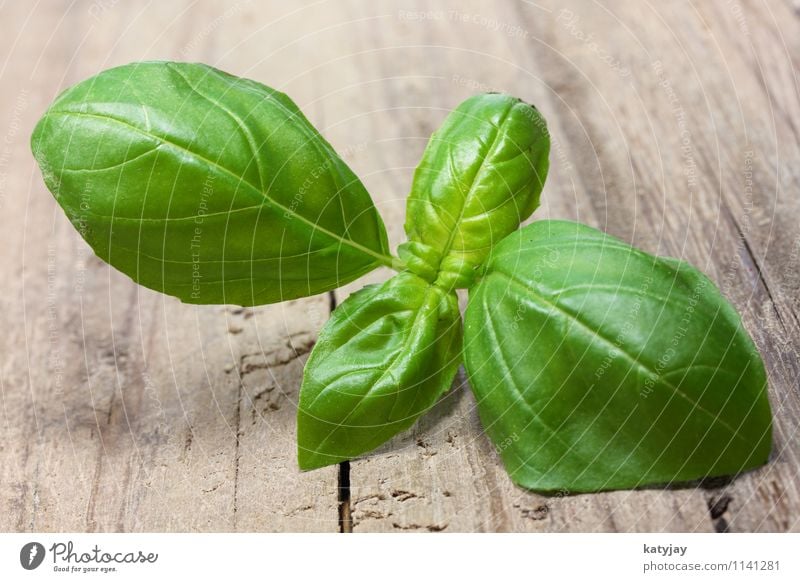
[464, 220, 772, 493]
[297, 272, 462, 470]
[31, 61, 390, 306]
[400, 93, 549, 290]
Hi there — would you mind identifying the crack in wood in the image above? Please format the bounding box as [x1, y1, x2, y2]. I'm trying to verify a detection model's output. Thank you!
[239, 334, 316, 375]
[723, 206, 789, 331]
[329, 290, 354, 533]
[391, 490, 421, 502]
[338, 460, 352, 533]
[514, 502, 550, 521]
[707, 493, 733, 533]
[232, 355, 244, 531]
[392, 522, 449, 532]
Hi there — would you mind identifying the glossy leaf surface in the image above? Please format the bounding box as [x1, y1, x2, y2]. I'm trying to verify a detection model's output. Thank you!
[464, 220, 772, 493]
[31, 61, 390, 305]
[401, 93, 549, 290]
[298, 272, 462, 469]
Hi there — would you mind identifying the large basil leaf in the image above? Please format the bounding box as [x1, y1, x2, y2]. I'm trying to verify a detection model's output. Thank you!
[298, 272, 462, 470]
[464, 220, 772, 493]
[31, 61, 390, 305]
[400, 93, 549, 290]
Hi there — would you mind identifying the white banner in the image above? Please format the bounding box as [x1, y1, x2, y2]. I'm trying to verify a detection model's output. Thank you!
[1, 533, 797, 581]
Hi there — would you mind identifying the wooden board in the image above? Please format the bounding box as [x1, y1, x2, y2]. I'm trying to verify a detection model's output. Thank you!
[1, 0, 798, 532]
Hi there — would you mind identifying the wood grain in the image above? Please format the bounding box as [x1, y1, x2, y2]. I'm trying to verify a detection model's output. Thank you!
[0, 0, 797, 532]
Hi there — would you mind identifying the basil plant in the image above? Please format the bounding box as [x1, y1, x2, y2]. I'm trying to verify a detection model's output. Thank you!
[31, 62, 772, 493]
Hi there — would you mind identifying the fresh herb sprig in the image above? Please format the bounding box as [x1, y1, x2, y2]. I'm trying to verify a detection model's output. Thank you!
[31, 62, 772, 493]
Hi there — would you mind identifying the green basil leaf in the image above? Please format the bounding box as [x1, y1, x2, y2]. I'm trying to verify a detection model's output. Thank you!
[464, 220, 772, 493]
[31, 61, 391, 306]
[297, 272, 462, 470]
[399, 93, 549, 290]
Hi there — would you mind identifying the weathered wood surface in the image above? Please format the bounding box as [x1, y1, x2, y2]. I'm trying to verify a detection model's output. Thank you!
[1, 0, 798, 532]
